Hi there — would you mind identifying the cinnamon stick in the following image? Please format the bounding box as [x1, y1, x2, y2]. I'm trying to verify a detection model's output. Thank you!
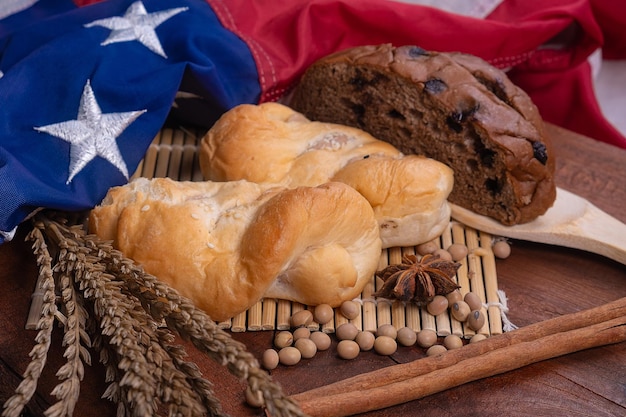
[294, 315, 626, 417]
[290, 297, 626, 415]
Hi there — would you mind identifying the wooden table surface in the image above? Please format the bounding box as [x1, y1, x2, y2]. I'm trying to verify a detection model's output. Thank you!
[1, 124, 625, 417]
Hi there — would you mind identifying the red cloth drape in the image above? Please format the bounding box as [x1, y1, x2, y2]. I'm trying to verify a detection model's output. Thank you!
[77, 0, 626, 148]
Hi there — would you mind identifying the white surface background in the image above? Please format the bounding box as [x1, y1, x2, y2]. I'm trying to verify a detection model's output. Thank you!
[594, 59, 626, 137]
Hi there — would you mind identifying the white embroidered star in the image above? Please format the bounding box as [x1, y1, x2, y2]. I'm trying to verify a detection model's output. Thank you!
[84, 1, 188, 58]
[35, 80, 146, 184]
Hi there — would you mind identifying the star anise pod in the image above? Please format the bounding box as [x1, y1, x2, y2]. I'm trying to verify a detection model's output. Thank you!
[373, 253, 461, 305]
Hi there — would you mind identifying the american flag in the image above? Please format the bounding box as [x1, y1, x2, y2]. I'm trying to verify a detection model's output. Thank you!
[0, 0, 622, 243]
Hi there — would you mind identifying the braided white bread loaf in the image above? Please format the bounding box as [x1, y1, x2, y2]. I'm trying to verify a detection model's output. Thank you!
[199, 102, 454, 248]
[89, 178, 382, 322]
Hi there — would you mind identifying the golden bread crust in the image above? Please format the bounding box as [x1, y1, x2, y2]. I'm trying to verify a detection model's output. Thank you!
[199, 102, 453, 247]
[89, 178, 381, 321]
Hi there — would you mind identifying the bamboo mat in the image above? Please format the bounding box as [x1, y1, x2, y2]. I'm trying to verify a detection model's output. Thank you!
[133, 127, 506, 339]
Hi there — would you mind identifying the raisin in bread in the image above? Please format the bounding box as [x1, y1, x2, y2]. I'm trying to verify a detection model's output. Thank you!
[289, 44, 556, 225]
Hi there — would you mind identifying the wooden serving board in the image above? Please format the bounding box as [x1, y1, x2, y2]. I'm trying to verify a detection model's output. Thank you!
[132, 127, 507, 338]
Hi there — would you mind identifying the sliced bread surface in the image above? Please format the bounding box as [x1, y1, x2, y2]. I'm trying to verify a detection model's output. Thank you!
[290, 44, 556, 225]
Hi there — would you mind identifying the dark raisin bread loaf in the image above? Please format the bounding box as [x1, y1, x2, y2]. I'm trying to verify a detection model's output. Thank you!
[289, 44, 556, 225]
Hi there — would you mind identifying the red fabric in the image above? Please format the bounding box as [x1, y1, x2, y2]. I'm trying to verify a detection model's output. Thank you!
[487, 0, 601, 68]
[490, 0, 626, 148]
[73, 0, 103, 5]
[510, 60, 625, 148]
[209, 0, 626, 148]
[589, 0, 626, 59]
[209, 0, 601, 99]
[72, 0, 626, 148]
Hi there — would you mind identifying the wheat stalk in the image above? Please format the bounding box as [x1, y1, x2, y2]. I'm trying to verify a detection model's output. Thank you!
[84, 233, 307, 417]
[45, 268, 91, 417]
[3, 212, 308, 417]
[2, 228, 57, 417]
